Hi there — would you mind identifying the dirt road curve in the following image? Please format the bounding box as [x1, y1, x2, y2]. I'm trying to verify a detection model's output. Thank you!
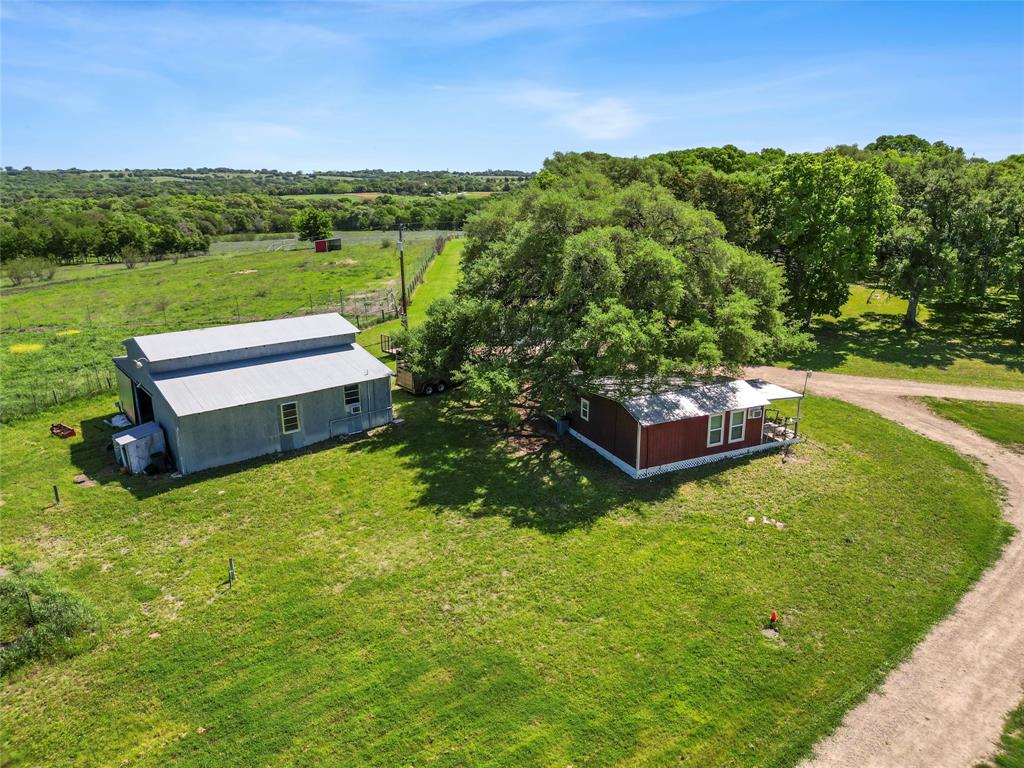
[746, 368, 1024, 768]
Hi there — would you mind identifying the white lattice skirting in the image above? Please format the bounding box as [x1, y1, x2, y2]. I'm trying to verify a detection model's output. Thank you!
[569, 429, 800, 479]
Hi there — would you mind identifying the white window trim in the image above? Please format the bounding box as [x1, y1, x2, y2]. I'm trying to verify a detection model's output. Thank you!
[707, 413, 725, 447]
[343, 383, 361, 407]
[280, 401, 301, 434]
[728, 409, 746, 443]
[580, 398, 590, 422]
[748, 406, 763, 419]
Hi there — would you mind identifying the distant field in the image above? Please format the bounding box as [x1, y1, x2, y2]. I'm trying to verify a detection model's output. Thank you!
[921, 399, 1024, 452]
[781, 285, 1024, 390]
[0, 232, 450, 420]
[279, 191, 493, 201]
[0, 390, 1008, 766]
[280, 192, 390, 201]
[207, 229, 453, 255]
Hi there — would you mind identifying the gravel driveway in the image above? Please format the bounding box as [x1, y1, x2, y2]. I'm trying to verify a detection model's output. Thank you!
[746, 367, 1024, 768]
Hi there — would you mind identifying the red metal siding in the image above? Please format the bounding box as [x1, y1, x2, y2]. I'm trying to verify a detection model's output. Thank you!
[314, 240, 328, 252]
[639, 410, 764, 469]
[570, 394, 638, 468]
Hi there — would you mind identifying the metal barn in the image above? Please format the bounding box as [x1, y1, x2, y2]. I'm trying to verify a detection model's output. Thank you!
[112, 313, 394, 475]
[569, 379, 803, 478]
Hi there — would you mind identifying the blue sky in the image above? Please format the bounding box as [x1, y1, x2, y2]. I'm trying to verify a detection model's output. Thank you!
[2, 1, 1022, 170]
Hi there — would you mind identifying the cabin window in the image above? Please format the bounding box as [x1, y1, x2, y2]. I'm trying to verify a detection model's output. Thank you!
[580, 398, 590, 421]
[748, 406, 763, 419]
[728, 410, 746, 443]
[280, 402, 300, 434]
[344, 384, 361, 407]
[707, 413, 724, 446]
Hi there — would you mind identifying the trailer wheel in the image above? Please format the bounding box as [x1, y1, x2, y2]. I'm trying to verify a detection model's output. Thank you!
[436, 382, 446, 393]
[423, 385, 434, 396]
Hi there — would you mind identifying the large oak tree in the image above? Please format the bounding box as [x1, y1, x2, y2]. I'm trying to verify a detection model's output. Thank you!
[760, 151, 897, 325]
[400, 166, 807, 425]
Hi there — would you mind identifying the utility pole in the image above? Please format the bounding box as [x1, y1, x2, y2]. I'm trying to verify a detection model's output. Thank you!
[397, 223, 409, 330]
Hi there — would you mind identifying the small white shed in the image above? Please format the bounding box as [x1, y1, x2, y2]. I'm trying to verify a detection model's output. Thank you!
[112, 421, 166, 474]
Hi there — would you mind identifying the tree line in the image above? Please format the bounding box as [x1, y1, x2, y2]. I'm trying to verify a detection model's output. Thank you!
[0, 192, 488, 275]
[546, 138, 1022, 333]
[1, 167, 532, 202]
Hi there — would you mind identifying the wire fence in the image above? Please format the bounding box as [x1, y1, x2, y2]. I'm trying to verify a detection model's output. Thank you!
[1, 234, 453, 422]
[9, 368, 117, 420]
[208, 228, 456, 255]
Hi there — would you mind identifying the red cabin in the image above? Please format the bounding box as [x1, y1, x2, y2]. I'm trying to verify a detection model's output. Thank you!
[569, 379, 803, 478]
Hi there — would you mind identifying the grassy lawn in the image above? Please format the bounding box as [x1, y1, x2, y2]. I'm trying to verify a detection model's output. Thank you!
[0, 390, 1009, 766]
[780, 285, 1024, 390]
[921, 399, 1024, 452]
[0, 233, 445, 420]
[357, 238, 464, 356]
[979, 701, 1024, 768]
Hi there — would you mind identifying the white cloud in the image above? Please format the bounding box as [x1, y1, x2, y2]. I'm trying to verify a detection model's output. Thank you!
[501, 85, 649, 141]
[444, 2, 706, 43]
[558, 97, 646, 141]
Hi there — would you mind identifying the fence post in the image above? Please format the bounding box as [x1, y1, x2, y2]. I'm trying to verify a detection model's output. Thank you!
[53, 484, 60, 505]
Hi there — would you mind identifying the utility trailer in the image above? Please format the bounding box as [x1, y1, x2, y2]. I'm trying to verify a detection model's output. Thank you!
[395, 365, 452, 396]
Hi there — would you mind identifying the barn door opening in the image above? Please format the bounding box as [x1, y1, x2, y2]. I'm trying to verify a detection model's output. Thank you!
[135, 385, 155, 423]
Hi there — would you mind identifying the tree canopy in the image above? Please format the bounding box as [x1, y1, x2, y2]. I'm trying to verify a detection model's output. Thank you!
[401, 166, 808, 425]
[760, 152, 897, 323]
[291, 207, 333, 241]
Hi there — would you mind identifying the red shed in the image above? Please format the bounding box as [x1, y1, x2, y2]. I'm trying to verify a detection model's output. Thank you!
[569, 379, 803, 478]
[314, 237, 341, 252]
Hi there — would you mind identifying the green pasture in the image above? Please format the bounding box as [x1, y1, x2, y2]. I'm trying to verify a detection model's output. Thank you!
[922, 399, 1024, 452]
[357, 239, 464, 354]
[0, 389, 1009, 767]
[781, 285, 1024, 390]
[0, 232, 446, 420]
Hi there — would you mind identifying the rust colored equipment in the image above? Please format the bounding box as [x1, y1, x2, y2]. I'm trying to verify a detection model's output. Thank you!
[50, 423, 76, 439]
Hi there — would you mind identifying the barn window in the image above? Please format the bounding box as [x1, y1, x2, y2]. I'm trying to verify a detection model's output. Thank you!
[728, 410, 746, 443]
[580, 398, 590, 421]
[749, 406, 763, 419]
[344, 384, 360, 407]
[707, 413, 724, 446]
[280, 402, 300, 434]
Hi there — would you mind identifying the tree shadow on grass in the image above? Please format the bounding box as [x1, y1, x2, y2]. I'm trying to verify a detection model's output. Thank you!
[349, 393, 760, 535]
[69, 392, 772, 524]
[787, 296, 1024, 375]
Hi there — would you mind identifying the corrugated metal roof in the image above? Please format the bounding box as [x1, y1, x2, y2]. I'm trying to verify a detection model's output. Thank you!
[622, 380, 775, 426]
[152, 343, 393, 416]
[131, 313, 359, 363]
[746, 379, 803, 402]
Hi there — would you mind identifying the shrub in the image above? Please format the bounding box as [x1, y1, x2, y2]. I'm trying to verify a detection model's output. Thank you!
[120, 245, 141, 269]
[3, 257, 56, 285]
[4, 259, 33, 285]
[291, 207, 332, 241]
[0, 567, 98, 677]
